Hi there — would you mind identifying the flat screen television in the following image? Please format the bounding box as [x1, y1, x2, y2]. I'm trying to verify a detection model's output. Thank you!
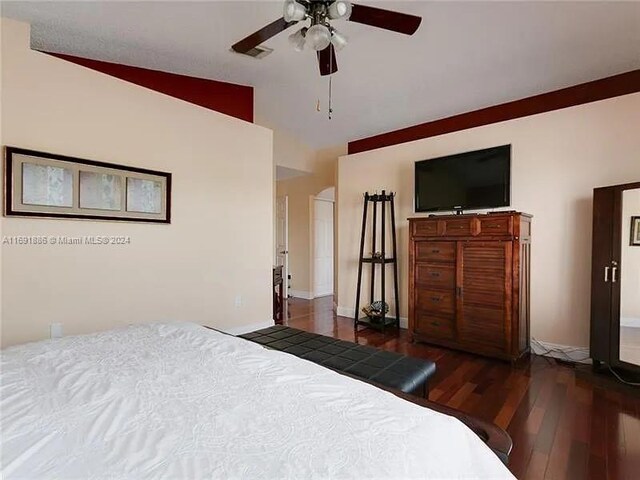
[414, 145, 511, 213]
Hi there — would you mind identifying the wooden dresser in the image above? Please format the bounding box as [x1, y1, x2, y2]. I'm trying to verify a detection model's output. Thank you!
[408, 212, 532, 361]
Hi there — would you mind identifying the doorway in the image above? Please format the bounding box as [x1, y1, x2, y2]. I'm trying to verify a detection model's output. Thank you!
[313, 192, 334, 298]
[275, 195, 289, 298]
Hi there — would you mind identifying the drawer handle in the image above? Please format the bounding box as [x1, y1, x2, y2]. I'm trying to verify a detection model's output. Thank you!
[430, 297, 441, 302]
[430, 272, 440, 277]
[431, 249, 440, 253]
[431, 321, 440, 327]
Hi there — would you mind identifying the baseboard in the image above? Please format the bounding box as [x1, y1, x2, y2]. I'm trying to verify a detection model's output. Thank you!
[220, 320, 274, 336]
[337, 306, 408, 329]
[289, 290, 313, 300]
[314, 292, 333, 299]
[621, 317, 640, 328]
[531, 339, 591, 364]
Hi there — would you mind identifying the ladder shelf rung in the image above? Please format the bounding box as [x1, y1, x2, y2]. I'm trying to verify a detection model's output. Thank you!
[361, 257, 396, 264]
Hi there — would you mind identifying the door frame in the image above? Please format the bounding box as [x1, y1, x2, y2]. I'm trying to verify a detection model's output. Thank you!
[276, 195, 289, 299]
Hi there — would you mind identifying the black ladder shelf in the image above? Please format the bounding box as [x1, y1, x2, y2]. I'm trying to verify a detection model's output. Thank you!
[354, 191, 400, 332]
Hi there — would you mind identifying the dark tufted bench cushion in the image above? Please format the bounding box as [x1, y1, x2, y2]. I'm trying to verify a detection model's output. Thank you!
[239, 326, 436, 397]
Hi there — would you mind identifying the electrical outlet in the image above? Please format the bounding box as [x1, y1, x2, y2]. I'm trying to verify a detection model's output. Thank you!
[234, 295, 242, 308]
[50, 323, 63, 339]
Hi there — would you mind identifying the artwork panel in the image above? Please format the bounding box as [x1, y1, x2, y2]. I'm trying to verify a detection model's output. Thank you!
[79, 171, 122, 211]
[127, 177, 162, 214]
[22, 162, 73, 207]
[632, 218, 640, 245]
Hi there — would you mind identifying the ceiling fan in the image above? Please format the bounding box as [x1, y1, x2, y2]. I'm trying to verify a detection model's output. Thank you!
[231, 0, 422, 76]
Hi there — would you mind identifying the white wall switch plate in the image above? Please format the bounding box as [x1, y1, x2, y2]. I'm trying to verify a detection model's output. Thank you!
[50, 323, 63, 339]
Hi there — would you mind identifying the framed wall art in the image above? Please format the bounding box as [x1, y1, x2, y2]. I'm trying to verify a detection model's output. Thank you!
[631, 216, 640, 246]
[4, 147, 171, 223]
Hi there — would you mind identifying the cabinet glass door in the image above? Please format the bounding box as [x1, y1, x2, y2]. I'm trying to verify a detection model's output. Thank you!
[619, 188, 640, 367]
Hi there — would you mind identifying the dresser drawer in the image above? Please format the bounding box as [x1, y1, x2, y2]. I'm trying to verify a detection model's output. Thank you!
[412, 220, 439, 237]
[442, 218, 476, 236]
[415, 241, 455, 263]
[479, 217, 513, 236]
[416, 264, 455, 290]
[415, 311, 455, 340]
[416, 289, 455, 316]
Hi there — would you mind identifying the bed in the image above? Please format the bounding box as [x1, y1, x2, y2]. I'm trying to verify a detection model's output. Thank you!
[1, 322, 515, 479]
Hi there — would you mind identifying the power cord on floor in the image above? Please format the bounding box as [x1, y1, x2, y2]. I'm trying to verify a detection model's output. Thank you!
[531, 338, 639, 387]
[607, 365, 640, 387]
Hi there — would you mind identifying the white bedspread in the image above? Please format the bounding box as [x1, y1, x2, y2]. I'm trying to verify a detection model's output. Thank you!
[1, 322, 514, 479]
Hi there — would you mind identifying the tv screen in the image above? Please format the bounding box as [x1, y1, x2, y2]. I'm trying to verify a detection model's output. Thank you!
[415, 145, 511, 212]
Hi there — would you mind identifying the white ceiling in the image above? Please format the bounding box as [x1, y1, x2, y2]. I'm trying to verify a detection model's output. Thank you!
[2, 1, 639, 149]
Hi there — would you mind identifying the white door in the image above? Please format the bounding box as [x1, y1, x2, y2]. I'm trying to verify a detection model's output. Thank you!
[276, 196, 288, 298]
[314, 199, 334, 297]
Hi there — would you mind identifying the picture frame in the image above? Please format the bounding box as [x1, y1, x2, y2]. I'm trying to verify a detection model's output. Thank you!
[4, 146, 171, 223]
[631, 216, 640, 246]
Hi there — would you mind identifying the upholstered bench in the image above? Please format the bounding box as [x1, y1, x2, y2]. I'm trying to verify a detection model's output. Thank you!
[239, 325, 436, 397]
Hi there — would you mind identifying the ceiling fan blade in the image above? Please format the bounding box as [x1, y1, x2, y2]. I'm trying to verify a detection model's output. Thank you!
[317, 44, 338, 76]
[349, 4, 422, 35]
[232, 17, 297, 54]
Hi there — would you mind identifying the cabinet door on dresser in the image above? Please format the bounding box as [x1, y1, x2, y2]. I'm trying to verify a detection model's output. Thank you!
[458, 241, 513, 355]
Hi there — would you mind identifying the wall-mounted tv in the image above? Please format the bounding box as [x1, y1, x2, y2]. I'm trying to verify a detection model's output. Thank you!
[415, 145, 511, 213]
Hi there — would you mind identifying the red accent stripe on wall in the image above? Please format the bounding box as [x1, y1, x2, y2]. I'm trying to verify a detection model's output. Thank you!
[348, 70, 640, 155]
[45, 52, 254, 123]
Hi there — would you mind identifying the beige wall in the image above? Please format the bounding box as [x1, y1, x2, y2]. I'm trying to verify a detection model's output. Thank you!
[338, 93, 640, 348]
[276, 145, 344, 297]
[258, 115, 317, 174]
[621, 188, 640, 321]
[1, 19, 274, 347]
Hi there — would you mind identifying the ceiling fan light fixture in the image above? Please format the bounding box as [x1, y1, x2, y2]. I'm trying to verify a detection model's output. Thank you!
[306, 24, 331, 51]
[331, 29, 348, 51]
[288, 27, 307, 52]
[283, 0, 307, 22]
[328, 1, 352, 20]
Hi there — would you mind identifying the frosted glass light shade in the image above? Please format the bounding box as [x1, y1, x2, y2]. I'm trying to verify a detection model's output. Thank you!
[284, 0, 307, 22]
[331, 29, 348, 51]
[328, 1, 352, 20]
[306, 24, 331, 51]
[288, 28, 307, 52]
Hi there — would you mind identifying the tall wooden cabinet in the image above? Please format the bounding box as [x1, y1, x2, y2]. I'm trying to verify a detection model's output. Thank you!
[408, 212, 532, 361]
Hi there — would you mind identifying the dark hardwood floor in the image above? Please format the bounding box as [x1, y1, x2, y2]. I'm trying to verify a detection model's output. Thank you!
[283, 296, 640, 480]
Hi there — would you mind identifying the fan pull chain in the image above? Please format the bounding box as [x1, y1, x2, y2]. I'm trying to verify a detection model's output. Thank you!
[328, 74, 333, 120]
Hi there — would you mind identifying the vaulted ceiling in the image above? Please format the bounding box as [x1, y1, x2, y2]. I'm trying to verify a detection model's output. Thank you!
[3, 1, 639, 148]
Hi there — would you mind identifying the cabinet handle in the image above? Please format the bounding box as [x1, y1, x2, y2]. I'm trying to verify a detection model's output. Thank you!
[430, 272, 440, 277]
[430, 297, 441, 302]
[430, 321, 440, 327]
[431, 249, 440, 253]
[612, 267, 617, 283]
[604, 266, 610, 282]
